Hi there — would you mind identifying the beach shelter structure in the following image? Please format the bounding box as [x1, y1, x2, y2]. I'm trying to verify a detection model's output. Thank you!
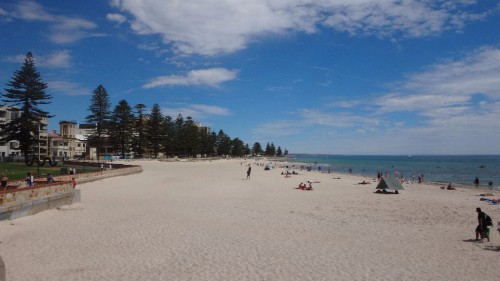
[264, 162, 273, 170]
[376, 177, 404, 191]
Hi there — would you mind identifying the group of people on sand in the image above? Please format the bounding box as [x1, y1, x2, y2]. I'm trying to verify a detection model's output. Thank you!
[295, 182, 313, 191]
[282, 170, 298, 178]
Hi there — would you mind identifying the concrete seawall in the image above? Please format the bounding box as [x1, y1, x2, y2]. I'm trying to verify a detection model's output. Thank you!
[0, 165, 142, 221]
[0, 187, 80, 221]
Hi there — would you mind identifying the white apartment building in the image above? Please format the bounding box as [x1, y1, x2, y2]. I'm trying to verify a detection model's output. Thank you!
[0, 106, 21, 160]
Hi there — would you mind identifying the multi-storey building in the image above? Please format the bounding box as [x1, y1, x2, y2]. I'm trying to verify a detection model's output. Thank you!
[37, 117, 49, 159]
[48, 129, 69, 158]
[0, 106, 21, 160]
[0, 106, 49, 161]
[48, 121, 88, 159]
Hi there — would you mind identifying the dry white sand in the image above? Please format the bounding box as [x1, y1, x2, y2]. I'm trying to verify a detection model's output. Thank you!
[0, 159, 499, 281]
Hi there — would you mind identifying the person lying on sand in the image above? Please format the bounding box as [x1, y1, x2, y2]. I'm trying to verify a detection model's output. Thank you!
[375, 189, 399, 194]
[294, 183, 305, 190]
[479, 198, 500, 204]
[477, 193, 494, 196]
[357, 181, 370, 185]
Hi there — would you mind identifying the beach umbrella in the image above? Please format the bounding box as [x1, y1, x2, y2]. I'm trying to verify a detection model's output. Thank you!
[376, 177, 404, 191]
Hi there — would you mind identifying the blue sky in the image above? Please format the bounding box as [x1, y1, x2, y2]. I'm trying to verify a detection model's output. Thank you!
[1, 0, 499, 155]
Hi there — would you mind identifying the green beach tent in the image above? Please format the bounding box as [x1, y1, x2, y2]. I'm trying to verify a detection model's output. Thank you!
[375, 177, 404, 191]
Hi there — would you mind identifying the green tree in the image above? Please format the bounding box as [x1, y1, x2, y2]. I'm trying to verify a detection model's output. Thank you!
[216, 129, 232, 156]
[86, 85, 111, 160]
[244, 143, 251, 156]
[231, 137, 245, 157]
[252, 142, 263, 156]
[0, 52, 53, 163]
[109, 100, 134, 158]
[270, 142, 276, 156]
[208, 131, 217, 156]
[184, 116, 201, 157]
[162, 115, 175, 157]
[276, 146, 282, 156]
[265, 142, 272, 156]
[132, 103, 147, 158]
[145, 104, 163, 158]
[172, 114, 185, 156]
[200, 128, 214, 156]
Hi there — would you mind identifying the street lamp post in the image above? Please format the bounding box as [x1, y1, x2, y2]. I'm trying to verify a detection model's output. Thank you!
[82, 152, 86, 172]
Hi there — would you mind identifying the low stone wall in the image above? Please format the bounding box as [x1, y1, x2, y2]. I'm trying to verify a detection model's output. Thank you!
[0, 165, 142, 221]
[55, 165, 142, 184]
[0, 181, 80, 221]
[7, 165, 142, 188]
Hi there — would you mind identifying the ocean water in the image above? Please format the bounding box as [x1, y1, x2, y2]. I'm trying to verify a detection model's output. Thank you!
[288, 155, 500, 190]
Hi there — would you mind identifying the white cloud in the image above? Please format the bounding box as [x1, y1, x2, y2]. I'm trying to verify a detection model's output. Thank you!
[161, 104, 231, 119]
[111, 0, 488, 56]
[40, 50, 72, 68]
[298, 109, 381, 128]
[143, 68, 238, 88]
[189, 104, 230, 116]
[377, 46, 500, 113]
[48, 81, 89, 96]
[252, 121, 301, 138]
[3, 50, 71, 68]
[0, 7, 8, 16]
[7, 0, 97, 44]
[254, 46, 500, 154]
[106, 13, 127, 24]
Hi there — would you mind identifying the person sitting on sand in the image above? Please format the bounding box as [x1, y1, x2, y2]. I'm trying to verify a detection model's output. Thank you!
[305, 183, 313, 190]
[440, 183, 454, 190]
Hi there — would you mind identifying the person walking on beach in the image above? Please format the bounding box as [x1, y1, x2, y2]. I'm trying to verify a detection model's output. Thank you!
[246, 165, 252, 180]
[475, 207, 490, 242]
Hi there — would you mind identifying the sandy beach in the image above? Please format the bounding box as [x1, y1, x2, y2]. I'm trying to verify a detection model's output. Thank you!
[0, 159, 499, 281]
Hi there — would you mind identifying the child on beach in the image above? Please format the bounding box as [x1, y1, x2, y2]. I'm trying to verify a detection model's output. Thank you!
[26, 172, 34, 187]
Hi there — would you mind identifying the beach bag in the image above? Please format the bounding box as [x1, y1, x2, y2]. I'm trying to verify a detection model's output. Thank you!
[485, 214, 493, 226]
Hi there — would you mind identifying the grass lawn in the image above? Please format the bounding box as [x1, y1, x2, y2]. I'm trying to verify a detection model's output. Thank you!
[0, 162, 99, 180]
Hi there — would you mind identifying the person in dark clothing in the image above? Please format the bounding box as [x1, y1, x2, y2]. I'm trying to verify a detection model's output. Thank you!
[475, 207, 490, 242]
[246, 166, 251, 180]
[474, 177, 480, 187]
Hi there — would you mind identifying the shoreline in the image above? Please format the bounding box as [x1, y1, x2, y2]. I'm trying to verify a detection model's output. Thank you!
[280, 157, 499, 191]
